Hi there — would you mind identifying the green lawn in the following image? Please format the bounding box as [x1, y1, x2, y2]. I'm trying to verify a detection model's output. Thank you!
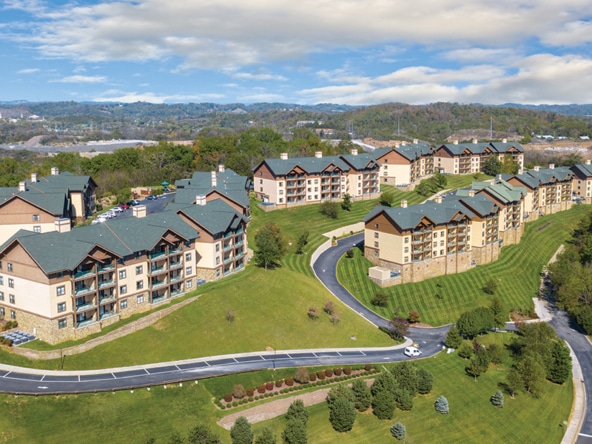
[338, 205, 591, 326]
[0, 334, 572, 444]
[252, 336, 573, 444]
[0, 266, 392, 370]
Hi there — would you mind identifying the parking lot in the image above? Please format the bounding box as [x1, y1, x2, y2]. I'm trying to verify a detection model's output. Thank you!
[95, 193, 176, 222]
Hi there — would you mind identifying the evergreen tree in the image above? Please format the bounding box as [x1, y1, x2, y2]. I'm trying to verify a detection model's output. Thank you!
[285, 400, 308, 425]
[168, 431, 184, 444]
[187, 424, 221, 444]
[341, 193, 352, 211]
[254, 428, 276, 444]
[517, 355, 546, 396]
[328, 395, 357, 432]
[445, 325, 463, 349]
[351, 379, 372, 412]
[326, 384, 355, 407]
[372, 388, 395, 420]
[490, 296, 506, 330]
[391, 361, 418, 396]
[490, 390, 504, 408]
[506, 367, 522, 398]
[371, 371, 397, 398]
[282, 419, 307, 444]
[417, 368, 434, 394]
[231, 416, 254, 444]
[394, 388, 414, 411]
[547, 341, 572, 384]
[434, 396, 449, 414]
[390, 422, 406, 441]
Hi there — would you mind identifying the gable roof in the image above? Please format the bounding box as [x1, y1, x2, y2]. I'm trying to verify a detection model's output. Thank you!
[174, 168, 250, 209]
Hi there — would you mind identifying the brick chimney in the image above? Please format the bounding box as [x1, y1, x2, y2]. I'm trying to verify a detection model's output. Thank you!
[502, 138, 507, 143]
[211, 171, 217, 187]
[351, 148, 358, 156]
[549, 163, 555, 169]
[218, 164, 225, 173]
[315, 151, 322, 158]
[51, 167, 59, 176]
[453, 140, 458, 145]
[401, 200, 408, 208]
[196, 195, 207, 206]
[534, 166, 540, 172]
[55, 218, 71, 233]
[472, 138, 478, 144]
[31, 172, 38, 183]
[413, 139, 418, 144]
[18, 181, 26, 192]
[435, 195, 442, 204]
[468, 189, 475, 197]
[280, 152, 288, 160]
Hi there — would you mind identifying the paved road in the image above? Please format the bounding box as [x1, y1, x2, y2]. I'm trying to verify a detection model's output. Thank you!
[0, 233, 447, 395]
[551, 311, 592, 443]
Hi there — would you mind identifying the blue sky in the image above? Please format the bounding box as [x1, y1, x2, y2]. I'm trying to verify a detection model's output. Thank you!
[1, 0, 592, 105]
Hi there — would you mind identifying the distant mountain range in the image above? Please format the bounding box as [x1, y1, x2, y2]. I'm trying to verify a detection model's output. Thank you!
[1, 101, 592, 116]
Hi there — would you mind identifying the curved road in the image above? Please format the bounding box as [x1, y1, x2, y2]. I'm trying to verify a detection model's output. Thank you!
[0, 234, 447, 395]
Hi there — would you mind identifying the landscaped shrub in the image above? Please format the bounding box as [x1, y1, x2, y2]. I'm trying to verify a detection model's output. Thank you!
[334, 368, 342, 376]
[435, 396, 449, 414]
[246, 387, 254, 397]
[248, 397, 254, 402]
[275, 379, 283, 388]
[325, 369, 334, 378]
[391, 422, 406, 441]
[364, 364, 372, 372]
[294, 367, 310, 384]
[232, 401, 238, 407]
[224, 393, 233, 403]
[226, 403, 232, 408]
[344, 367, 352, 375]
[309, 373, 317, 382]
[317, 371, 326, 380]
[285, 377, 294, 386]
[233, 384, 246, 399]
[266, 382, 274, 391]
[257, 385, 266, 394]
[491, 390, 504, 408]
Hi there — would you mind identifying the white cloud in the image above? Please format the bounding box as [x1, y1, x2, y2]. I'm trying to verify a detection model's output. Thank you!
[17, 68, 39, 74]
[299, 54, 592, 105]
[52, 75, 107, 83]
[228, 71, 287, 81]
[9, 0, 590, 69]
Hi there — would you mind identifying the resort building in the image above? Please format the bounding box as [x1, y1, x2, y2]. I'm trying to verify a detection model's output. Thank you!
[253, 150, 380, 208]
[0, 170, 250, 344]
[507, 164, 575, 219]
[371, 141, 434, 187]
[571, 160, 592, 203]
[364, 178, 526, 286]
[0, 168, 97, 245]
[433, 139, 524, 175]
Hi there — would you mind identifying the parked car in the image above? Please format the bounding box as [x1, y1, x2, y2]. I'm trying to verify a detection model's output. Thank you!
[119, 204, 130, 210]
[146, 194, 158, 200]
[127, 199, 140, 206]
[111, 207, 123, 213]
[404, 346, 422, 357]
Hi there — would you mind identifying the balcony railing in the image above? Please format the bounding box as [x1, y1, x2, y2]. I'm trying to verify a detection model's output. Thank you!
[75, 286, 96, 296]
[75, 302, 96, 312]
[170, 274, 183, 283]
[169, 261, 183, 270]
[98, 279, 115, 289]
[149, 251, 167, 260]
[74, 269, 95, 279]
[151, 280, 168, 290]
[99, 294, 116, 304]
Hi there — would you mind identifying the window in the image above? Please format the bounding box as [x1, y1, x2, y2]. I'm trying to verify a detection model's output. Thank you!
[185, 252, 192, 261]
[10, 310, 15, 319]
[7, 263, 12, 272]
[119, 285, 127, 294]
[440, 241, 444, 246]
[186, 280, 192, 288]
[58, 318, 67, 329]
[8, 278, 14, 288]
[136, 265, 143, 275]
[137, 295, 144, 304]
[1, 276, 5, 285]
[374, 232, 379, 238]
[440, 250, 444, 255]
[404, 256, 409, 263]
[136, 281, 143, 290]
[374, 241, 379, 248]
[0, 291, 3, 301]
[33, 214, 40, 221]
[0, 261, 2, 269]
[57, 285, 65, 296]
[119, 270, 126, 279]
[33, 226, 41, 233]
[57, 302, 66, 313]
[215, 244, 220, 252]
[404, 247, 409, 253]
[279, 182, 283, 187]
[8, 295, 14, 304]
[186, 267, 192, 275]
[0, 308, 4, 316]
[216, 257, 220, 265]
[404, 237, 409, 243]
[120, 299, 128, 309]
[216, 269, 221, 278]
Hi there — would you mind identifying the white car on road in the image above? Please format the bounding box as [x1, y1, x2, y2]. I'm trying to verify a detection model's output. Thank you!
[404, 346, 422, 357]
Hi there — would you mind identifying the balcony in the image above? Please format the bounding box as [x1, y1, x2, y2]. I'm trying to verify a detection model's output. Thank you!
[223, 242, 233, 252]
[75, 317, 96, 329]
[151, 279, 168, 290]
[75, 301, 96, 312]
[169, 261, 183, 270]
[98, 264, 115, 273]
[75, 286, 96, 296]
[150, 265, 168, 275]
[170, 273, 183, 283]
[170, 288, 184, 298]
[99, 294, 116, 304]
[169, 246, 182, 254]
[99, 311, 117, 320]
[98, 279, 115, 289]
[149, 251, 167, 260]
[74, 269, 95, 280]
[224, 255, 233, 264]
